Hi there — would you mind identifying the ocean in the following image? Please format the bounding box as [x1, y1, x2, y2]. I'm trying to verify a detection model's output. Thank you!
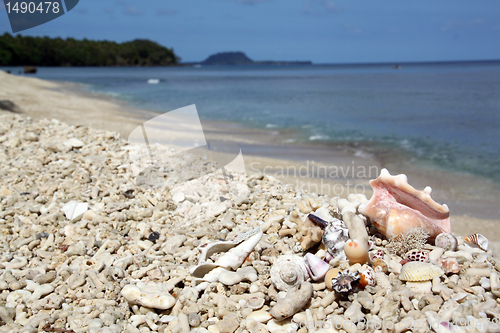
[4, 61, 500, 184]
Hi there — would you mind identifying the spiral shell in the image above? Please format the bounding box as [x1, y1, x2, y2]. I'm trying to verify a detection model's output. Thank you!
[434, 233, 458, 252]
[405, 249, 430, 263]
[270, 255, 308, 291]
[399, 262, 443, 282]
[464, 234, 488, 251]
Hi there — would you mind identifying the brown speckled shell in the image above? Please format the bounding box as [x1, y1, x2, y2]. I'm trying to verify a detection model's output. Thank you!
[405, 249, 430, 262]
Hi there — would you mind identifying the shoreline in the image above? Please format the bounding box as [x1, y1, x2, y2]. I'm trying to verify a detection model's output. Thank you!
[1, 70, 500, 254]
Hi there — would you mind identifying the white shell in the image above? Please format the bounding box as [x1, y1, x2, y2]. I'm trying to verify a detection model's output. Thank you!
[434, 233, 458, 251]
[62, 201, 88, 220]
[304, 253, 330, 281]
[270, 255, 308, 291]
[399, 262, 443, 282]
[190, 228, 263, 278]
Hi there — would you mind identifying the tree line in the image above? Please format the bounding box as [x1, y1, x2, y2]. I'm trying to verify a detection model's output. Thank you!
[0, 33, 180, 66]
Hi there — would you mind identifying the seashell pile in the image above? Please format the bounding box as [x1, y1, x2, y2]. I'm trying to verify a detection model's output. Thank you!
[1, 114, 500, 332]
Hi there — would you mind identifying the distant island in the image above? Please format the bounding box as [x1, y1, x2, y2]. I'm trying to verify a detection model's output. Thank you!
[199, 51, 312, 66]
[0, 33, 179, 67]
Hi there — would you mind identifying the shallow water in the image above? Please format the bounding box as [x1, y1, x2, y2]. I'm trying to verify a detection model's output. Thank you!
[3, 61, 500, 184]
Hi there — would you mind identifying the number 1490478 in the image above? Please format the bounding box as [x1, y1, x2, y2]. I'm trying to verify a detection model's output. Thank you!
[5, 2, 60, 14]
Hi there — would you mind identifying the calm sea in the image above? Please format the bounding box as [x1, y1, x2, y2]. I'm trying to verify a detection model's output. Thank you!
[4, 62, 500, 183]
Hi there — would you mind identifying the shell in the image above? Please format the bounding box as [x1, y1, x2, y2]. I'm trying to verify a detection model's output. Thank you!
[437, 257, 460, 274]
[331, 269, 360, 295]
[270, 255, 309, 291]
[304, 253, 330, 281]
[435, 233, 458, 251]
[372, 258, 388, 274]
[359, 265, 376, 288]
[344, 239, 369, 265]
[464, 234, 488, 251]
[405, 249, 430, 262]
[399, 262, 443, 282]
[322, 218, 349, 260]
[359, 169, 451, 240]
[190, 228, 263, 278]
[369, 249, 385, 261]
[325, 268, 342, 290]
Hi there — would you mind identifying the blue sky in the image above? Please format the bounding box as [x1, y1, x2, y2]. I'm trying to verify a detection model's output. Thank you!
[1, 0, 500, 63]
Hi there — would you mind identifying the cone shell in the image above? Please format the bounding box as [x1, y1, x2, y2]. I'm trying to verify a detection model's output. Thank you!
[359, 265, 376, 287]
[464, 234, 488, 251]
[405, 249, 430, 263]
[369, 249, 385, 261]
[399, 261, 443, 282]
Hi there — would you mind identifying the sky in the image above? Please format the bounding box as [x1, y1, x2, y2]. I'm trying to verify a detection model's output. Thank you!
[1, 0, 500, 64]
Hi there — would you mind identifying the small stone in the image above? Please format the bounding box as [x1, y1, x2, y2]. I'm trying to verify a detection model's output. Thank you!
[188, 312, 201, 327]
[270, 282, 313, 321]
[36, 232, 49, 240]
[63, 138, 85, 148]
[172, 192, 185, 203]
[218, 313, 239, 333]
[344, 300, 365, 323]
[148, 231, 160, 242]
[33, 271, 56, 284]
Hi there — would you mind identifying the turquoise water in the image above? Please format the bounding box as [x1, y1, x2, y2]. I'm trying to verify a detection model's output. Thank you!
[4, 62, 500, 183]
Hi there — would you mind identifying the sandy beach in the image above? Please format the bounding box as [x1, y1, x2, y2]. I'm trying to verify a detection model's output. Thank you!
[1, 70, 497, 248]
[1, 70, 500, 332]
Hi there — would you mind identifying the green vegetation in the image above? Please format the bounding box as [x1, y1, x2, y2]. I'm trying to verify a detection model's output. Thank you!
[0, 33, 179, 66]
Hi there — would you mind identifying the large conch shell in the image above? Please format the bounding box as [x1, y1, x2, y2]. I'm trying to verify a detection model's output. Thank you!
[359, 169, 451, 240]
[190, 228, 263, 280]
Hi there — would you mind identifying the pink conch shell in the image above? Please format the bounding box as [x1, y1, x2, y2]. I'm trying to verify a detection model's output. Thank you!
[359, 169, 451, 240]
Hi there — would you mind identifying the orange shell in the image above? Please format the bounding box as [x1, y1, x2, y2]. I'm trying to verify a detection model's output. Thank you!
[325, 268, 342, 290]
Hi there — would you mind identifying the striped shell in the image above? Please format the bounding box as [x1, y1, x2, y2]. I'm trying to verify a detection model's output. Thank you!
[464, 234, 488, 251]
[434, 233, 458, 251]
[405, 249, 430, 262]
[399, 262, 443, 282]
